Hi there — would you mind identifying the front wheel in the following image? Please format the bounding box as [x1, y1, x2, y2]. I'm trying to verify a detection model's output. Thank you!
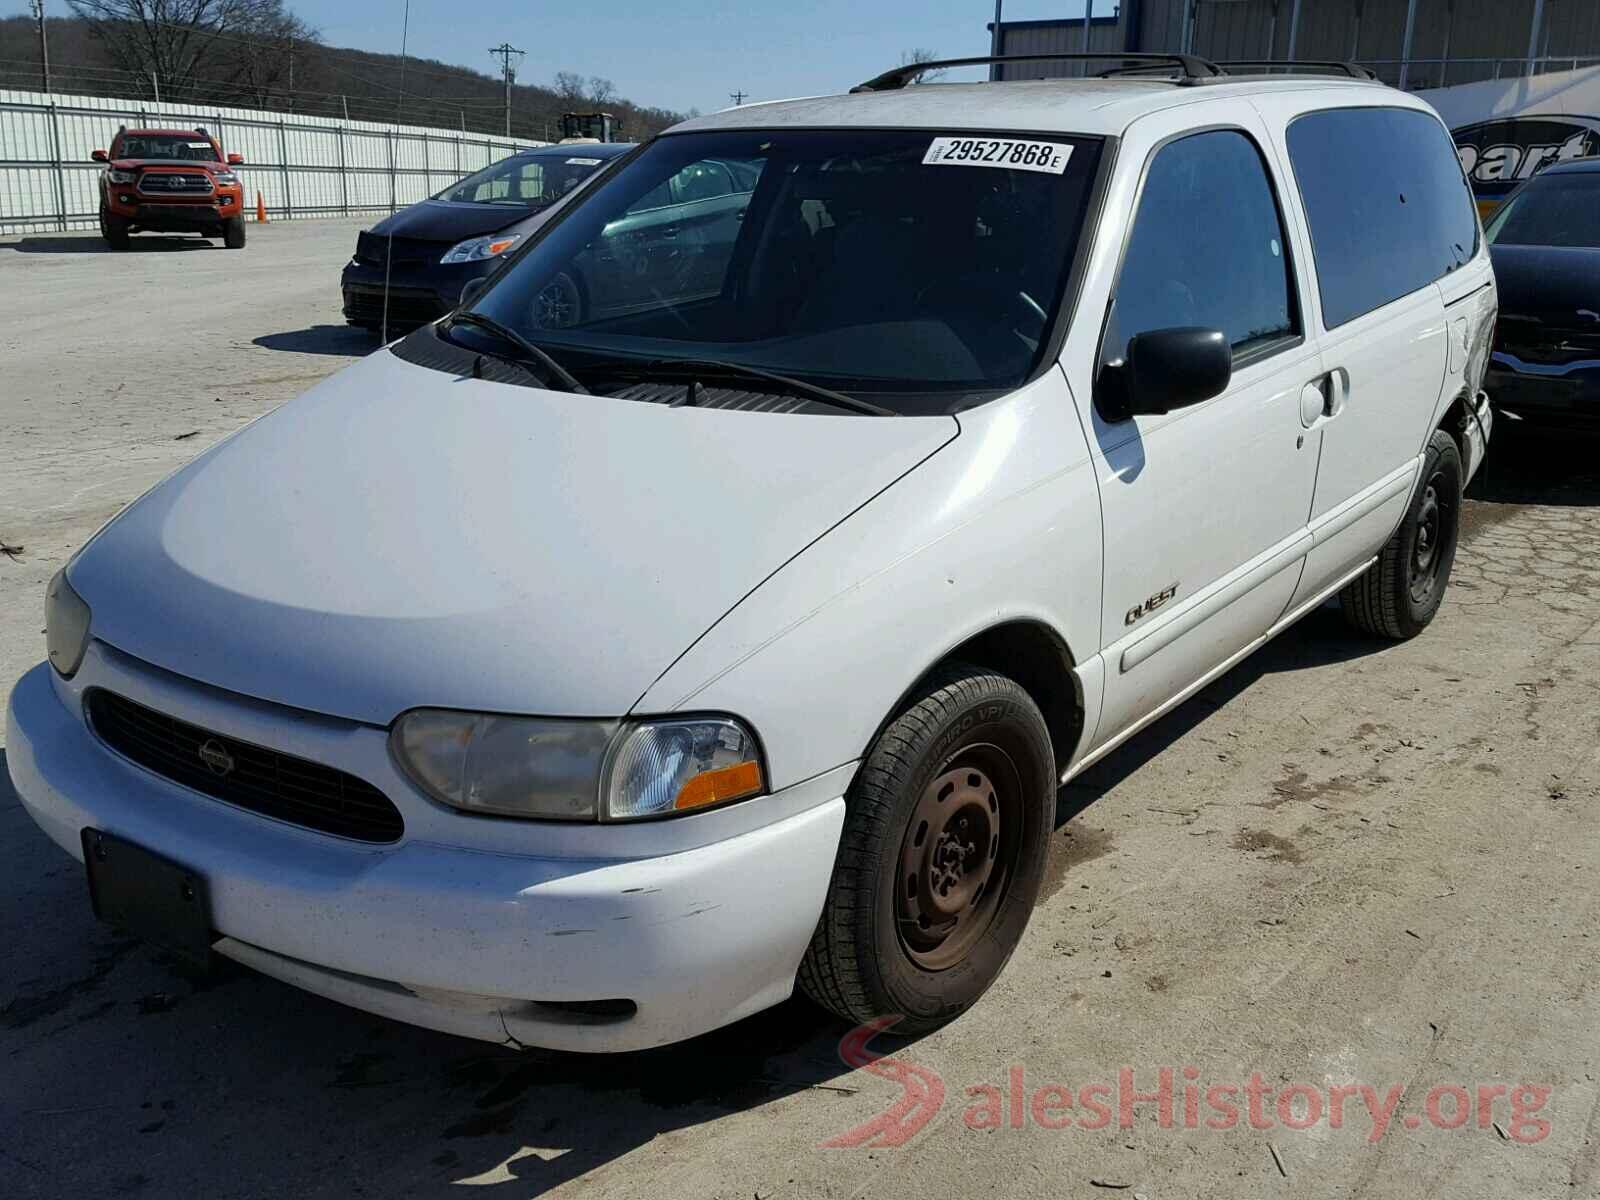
[1341, 428, 1462, 639]
[223, 216, 246, 249]
[798, 664, 1055, 1033]
[528, 272, 584, 329]
[100, 209, 129, 251]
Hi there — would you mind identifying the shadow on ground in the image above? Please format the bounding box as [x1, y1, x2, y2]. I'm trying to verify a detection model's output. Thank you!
[3, 235, 219, 254]
[1467, 422, 1600, 507]
[253, 325, 378, 357]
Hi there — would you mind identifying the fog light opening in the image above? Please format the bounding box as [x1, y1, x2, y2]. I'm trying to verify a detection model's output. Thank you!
[525, 998, 637, 1026]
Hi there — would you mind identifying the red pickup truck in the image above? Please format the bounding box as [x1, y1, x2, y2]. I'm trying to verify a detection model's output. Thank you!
[92, 126, 247, 250]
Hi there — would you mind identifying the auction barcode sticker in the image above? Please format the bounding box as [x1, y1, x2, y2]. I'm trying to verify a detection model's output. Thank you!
[923, 137, 1072, 175]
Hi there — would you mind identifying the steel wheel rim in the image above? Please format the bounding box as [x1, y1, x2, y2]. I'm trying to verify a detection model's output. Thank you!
[1409, 470, 1454, 604]
[896, 743, 1022, 971]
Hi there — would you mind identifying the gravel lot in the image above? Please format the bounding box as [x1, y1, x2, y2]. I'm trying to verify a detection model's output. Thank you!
[3, 221, 1599, 1200]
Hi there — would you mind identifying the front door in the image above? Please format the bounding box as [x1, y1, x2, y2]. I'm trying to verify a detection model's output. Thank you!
[1083, 118, 1323, 745]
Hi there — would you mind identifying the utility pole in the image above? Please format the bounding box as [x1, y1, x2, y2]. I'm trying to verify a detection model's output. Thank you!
[489, 42, 525, 137]
[30, 0, 50, 94]
[729, 89, 747, 105]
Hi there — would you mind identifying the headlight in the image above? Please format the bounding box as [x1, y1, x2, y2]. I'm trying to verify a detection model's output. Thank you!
[440, 233, 521, 264]
[604, 718, 764, 821]
[45, 569, 91, 679]
[213, 170, 239, 186]
[106, 169, 135, 183]
[390, 711, 764, 822]
[392, 710, 618, 820]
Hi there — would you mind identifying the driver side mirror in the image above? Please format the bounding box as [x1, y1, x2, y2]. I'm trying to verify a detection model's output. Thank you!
[91, 149, 109, 163]
[458, 276, 489, 308]
[1095, 327, 1232, 423]
[227, 152, 244, 166]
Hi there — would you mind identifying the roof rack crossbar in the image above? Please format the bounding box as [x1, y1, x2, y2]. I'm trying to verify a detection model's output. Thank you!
[850, 52, 1224, 93]
[1217, 60, 1379, 81]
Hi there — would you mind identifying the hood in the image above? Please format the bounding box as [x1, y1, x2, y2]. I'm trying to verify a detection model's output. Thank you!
[1490, 244, 1600, 329]
[111, 159, 226, 173]
[70, 351, 958, 726]
[365, 199, 532, 244]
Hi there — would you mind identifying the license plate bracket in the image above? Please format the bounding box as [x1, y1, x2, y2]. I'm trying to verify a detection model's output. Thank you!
[82, 828, 214, 968]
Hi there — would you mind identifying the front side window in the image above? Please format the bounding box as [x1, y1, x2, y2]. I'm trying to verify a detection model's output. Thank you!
[463, 128, 1103, 413]
[1102, 129, 1298, 370]
[1287, 107, 1479, 328]
[1485, 172, 1600, 248]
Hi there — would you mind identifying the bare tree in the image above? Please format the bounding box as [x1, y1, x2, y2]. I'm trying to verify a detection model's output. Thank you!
[899, 47, 947, 84]
[586, 75, 616, 106]
[551, 69, 587, 105]
[66, 0, 313, 102]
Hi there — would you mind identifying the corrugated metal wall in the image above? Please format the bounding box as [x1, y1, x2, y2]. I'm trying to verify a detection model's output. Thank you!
[0, 88, 545, 235]
[994, 0, 1600, 88]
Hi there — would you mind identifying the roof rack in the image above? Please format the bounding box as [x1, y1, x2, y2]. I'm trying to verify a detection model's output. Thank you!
[1217, 60, 1379, 81]
[850, 52, 1224, 93]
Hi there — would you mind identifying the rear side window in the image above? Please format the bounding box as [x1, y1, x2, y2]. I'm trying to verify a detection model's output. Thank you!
[1287, 107, 1479, 328]
[1103, 129, 1297, 366]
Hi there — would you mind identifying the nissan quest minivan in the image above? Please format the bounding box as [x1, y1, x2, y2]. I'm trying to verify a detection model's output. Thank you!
[8, 55, 1496, 1052]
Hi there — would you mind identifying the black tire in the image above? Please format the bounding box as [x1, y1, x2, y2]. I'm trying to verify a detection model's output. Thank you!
[798, 664, 1055, 1034]
[100, 209, 130, 251]
[529, 271, 584, 329]
[1340, 428, 1462, 639]
[223, 217, 246, 249]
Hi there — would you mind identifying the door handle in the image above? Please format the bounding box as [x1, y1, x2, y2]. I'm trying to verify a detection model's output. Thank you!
[1299, 371, 1346, 430]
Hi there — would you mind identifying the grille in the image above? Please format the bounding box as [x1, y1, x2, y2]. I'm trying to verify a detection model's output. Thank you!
[87, 690, 404, 844]
[354, 232, 446, 268]
[343, 284, 446, 328]
[137, 171, 215, 196]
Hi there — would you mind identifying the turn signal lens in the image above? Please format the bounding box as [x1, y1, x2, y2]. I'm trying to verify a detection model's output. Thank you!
[675, 760, 763, 811]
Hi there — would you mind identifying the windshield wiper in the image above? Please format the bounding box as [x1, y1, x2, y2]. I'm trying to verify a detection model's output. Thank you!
[628, 357, 893, 417]
[442, 311, 589, 395]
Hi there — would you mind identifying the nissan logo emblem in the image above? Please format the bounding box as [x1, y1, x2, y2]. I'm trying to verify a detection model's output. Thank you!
[197, 738, 236, 777]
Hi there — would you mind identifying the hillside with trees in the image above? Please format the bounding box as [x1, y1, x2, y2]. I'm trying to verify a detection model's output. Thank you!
[0, 3, 689, 141]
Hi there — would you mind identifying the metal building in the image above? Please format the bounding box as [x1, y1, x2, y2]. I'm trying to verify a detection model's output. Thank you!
[989, 1, 1600, 89]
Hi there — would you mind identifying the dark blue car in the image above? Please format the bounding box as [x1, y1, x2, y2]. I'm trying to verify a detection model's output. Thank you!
[341, 142, 634, 334]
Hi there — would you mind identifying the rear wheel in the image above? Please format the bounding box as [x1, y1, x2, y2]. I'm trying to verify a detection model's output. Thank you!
[798, 664, 1055, 1033]
[1341, 428, 1462, 639]
[223, 217, 246, 249]
[100, 209, 129, 251]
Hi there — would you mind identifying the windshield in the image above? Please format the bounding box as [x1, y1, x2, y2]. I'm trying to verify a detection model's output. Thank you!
[433, 152, 611, 208]
[1487, 172, 1600, 248]
[117, 134, 218, 162]
[465, 128, 1102, 412]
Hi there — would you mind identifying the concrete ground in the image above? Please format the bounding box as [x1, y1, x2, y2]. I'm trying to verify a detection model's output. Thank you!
[2, 222, 1599, 1199]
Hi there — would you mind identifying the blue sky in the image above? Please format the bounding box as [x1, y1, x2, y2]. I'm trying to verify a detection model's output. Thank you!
[307, 1, 1099, 115]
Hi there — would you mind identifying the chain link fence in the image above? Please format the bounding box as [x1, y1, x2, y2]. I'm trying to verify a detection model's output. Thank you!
[0, 87, 546, 235]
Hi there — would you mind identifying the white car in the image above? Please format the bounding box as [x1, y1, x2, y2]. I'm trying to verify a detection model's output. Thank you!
[7, 55, 1496, 1052]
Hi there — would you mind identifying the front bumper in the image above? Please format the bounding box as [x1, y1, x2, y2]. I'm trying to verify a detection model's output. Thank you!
[107, 195, 242, 231]
[340, 258, 494, 330]
[6, 650, 849, 1052]
[1487, 351, 1600, 430]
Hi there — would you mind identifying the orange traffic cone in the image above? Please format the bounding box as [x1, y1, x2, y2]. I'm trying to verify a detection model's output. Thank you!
[255, 191, 268, 223]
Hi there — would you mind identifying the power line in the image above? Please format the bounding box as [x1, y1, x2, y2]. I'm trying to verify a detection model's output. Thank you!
[488, 42, 525, 138]
[729, 89, 747, 105]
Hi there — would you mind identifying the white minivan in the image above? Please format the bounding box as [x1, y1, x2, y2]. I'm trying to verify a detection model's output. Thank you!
[8, 56, 1496, 1052]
